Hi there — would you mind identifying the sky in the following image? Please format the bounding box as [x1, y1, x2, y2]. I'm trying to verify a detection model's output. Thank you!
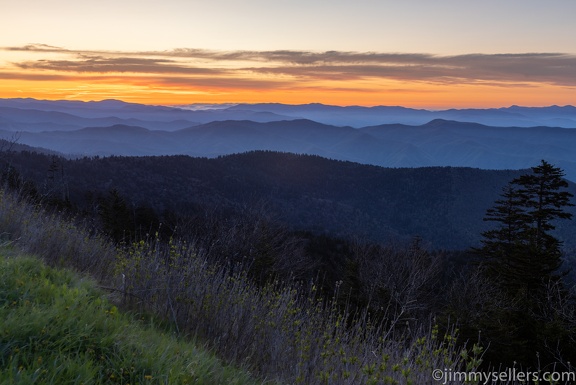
[1, 0, 576, 108]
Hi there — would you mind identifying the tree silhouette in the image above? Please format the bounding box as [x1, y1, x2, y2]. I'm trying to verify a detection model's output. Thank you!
[98, 189, 133, 243]
[476, 160, 574, 366]
[481, 160, 573, 295]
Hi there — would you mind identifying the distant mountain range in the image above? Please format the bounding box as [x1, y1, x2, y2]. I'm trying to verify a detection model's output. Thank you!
[223, 103, 576, 128]
[1, 98, 576, 182]
[2, 98, 576, 128]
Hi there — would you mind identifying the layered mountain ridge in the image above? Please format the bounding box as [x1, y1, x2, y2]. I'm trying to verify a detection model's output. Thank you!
[1, 98, 575, 181]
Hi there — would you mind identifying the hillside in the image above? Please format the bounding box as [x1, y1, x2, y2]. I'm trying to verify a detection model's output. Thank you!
[3, 117, 576, 182]
[0, 251, 261, 384]
[6, 150, 576, 250]
[0, 184, 477, 385]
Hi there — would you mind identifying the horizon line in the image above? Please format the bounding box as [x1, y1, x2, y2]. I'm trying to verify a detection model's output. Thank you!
[2, 96, 574, 111]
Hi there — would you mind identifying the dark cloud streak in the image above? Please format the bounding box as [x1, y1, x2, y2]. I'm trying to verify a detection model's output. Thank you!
[3, 45, 576, 86]
[15, 56, 226, 75]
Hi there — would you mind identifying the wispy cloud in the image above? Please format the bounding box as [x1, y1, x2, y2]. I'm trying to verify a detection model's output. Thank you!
[4, 44, 576, 86]
[0, 71, 75, 81]
[2, 44, 576, 105]
[4, 44, 69, 53]
[239, 52, 576, 86]
[15, 56, 225, 75]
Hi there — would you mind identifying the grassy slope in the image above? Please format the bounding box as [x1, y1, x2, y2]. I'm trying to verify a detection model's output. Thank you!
[0, 188, 476, 384]
[0, 250, 261, 385]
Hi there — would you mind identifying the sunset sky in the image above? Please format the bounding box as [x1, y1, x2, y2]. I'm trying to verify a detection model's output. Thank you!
[1, 0, 576, 108]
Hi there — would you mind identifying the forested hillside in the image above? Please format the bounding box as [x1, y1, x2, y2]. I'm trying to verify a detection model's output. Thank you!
[7, 150, 575, 250]
[3, 145, 576, 372]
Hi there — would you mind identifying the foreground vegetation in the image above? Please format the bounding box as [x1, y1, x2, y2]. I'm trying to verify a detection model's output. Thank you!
[0, 179, 478, 384]
[2, 152, 576, 383]
[0, 253, 260, 385]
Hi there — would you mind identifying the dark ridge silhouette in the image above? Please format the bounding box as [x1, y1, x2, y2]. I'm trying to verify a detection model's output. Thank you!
[5, 149, 576, 250]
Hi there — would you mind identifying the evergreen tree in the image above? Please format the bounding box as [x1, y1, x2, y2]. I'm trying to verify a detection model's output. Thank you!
[513, 160, 574, 284]
[479, 160, 573, 296]
[479, 184, 530, 287]
[98, 189, 133, 243]
[475, 160, 574, 366]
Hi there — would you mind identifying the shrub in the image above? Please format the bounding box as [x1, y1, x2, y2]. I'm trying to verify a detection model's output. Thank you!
[1, 187, 480, 384]
[116, 235, 478, 384]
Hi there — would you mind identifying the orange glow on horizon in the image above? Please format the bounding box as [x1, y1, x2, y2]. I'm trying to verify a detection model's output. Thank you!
[1, 76, 574, 109]
[2, 45, 575, 109]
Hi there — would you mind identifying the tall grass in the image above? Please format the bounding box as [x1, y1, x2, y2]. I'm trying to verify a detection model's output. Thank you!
[115, 236, 481, 384]
[0, 189, 115, 278]
[0, 254, 261, 384]
[0, 188, 482, 384]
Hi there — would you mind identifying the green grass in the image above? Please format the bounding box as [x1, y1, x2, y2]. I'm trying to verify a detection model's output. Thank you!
[0, 188, 477, 384]
[0, 251, 262, 385]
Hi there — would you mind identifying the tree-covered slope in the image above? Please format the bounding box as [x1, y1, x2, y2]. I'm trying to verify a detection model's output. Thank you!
[7, 150, 575, 249]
